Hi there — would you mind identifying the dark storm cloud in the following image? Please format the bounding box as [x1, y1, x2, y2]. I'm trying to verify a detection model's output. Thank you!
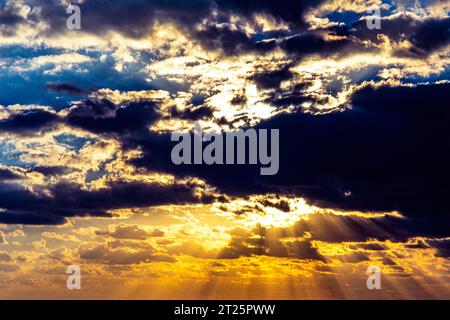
[0, 167, 24, 181]
[250, 64, 295, 90]
[280, 33, 375, 58]
[258, 198, 291, 212]
[0, 109, 59, 136]
[13, 0, 209, 37]
[409, 17, 450, 55]
[66, 99, 160, 135]
[1, 0, 339, 57]
[0, 180, 217, 225]
[263, 82, 317, 110]
[193, 25, 277, 55]
[0, 211, 68, 225]
[24, 0, 326, 35]
[351, 15, 450, 57]
[2, 1, 447, 60]
[253, 82, 449, 228]
[120, 82, 450, 238]
[406, 238, 450, 258]
[214, 0, 325, 26]
[169, 105, 213, 121]
[32, 166, 76, 176]
[193, 16, 374, 58]
[64, 0, 212, 38]
[0, 3, 25, 25]
[427, 238, 450, 258]
[46, 82, 86, 95]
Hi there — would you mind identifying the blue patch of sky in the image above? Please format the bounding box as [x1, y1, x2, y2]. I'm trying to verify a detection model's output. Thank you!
[191, 94, 206, 106]
[251, 30, 292, 42]
[0, 45, 186, 109]
[0, 70, 88, 109]
[85, 166, 107, 184]
[397, 65, 450, 83]
[0, 45, 61, 59]
[54, 134, 92, 152]
[0, 141, 31, 167]
[326, 11, 364, 25]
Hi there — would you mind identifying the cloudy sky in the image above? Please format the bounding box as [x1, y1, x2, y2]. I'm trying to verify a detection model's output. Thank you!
[0, 0, 449, 299]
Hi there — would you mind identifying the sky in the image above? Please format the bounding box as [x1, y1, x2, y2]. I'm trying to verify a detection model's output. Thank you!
[0, 0, 449, 299]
